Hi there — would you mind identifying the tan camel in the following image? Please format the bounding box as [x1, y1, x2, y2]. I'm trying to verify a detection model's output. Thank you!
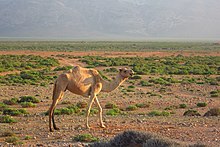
[49, 65, 134, 132]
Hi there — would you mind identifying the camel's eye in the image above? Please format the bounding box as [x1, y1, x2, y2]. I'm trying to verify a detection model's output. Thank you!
[124, 71, 126, 73]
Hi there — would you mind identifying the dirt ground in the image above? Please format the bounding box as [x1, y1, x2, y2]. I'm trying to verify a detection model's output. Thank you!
[0, 50, 220, 146]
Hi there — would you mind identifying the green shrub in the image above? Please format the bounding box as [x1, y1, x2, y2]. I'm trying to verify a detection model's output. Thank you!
[0, 115, 17, 123]
[148, 111, 170, 116]
[128, 85, 135, 89]
[204, 108, 220, 116]
[197, 102, 207, 107]
[126, 105, 138, 111]
[53, 66, 72, 71]
[0, 102, 8, 111]
[139, 80, 153, 86]
[90, 108, 99, 115]
[130, 75, 142, 80]
[3, 98, 19, 105]
[183, 109, 201, 116]
[179, 104, 187, 109]
[24, 135, 32, 140]
[19, 96, 40, 103]
[3, 108, 28, 116]
[210, 90, 219, 97]
[20, 102, 36, 108]
[136, 103, 150, 108]
[73, 134, 99, 142]
[5, 136, 23, 145]
[106, 108, 121, 116]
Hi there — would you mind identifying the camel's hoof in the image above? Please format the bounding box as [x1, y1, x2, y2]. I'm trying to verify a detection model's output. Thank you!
[50, 129, 54, 132]
[100, 125, 106, 128]
[86, 125, 91, 129]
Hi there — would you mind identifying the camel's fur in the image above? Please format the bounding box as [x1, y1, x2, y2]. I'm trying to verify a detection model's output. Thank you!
[49, 65, 134, 132]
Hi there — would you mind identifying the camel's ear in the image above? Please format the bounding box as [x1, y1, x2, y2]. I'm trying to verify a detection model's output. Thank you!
[119, 68, 123, 72]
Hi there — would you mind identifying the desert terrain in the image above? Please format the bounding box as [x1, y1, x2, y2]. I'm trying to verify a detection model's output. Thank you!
[0, 42, 220, 146]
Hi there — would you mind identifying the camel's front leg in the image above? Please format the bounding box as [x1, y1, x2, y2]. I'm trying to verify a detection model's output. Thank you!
[86, 95, 96, 129]
[95, 97, 106, 128]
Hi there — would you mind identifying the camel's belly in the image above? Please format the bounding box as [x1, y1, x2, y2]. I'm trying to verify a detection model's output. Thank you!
[67, 81, 91, 97]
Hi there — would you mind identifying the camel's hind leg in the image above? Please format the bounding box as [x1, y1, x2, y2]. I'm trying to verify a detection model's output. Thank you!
[95, 97, 106, 128]
[49, 81, 66, 132]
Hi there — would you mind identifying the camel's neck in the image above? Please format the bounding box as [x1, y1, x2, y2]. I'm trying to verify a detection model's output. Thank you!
[101, 74, 126, 92]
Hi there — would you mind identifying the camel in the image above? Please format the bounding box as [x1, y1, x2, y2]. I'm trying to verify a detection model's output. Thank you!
[49, 65, 134, 132]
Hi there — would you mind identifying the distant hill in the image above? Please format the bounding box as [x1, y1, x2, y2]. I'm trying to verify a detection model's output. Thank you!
[0, 0, 220, 39]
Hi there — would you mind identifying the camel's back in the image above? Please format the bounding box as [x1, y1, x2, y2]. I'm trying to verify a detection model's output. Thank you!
[64, 66, 101, 96]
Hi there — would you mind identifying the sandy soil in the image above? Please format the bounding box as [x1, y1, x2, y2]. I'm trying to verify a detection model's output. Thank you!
[0, 50, 220, 146]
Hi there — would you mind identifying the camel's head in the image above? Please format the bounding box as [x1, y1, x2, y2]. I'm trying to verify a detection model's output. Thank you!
[119, 68, 134, 79]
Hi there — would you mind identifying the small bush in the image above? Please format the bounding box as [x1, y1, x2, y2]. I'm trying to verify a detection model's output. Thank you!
[128, 85, 135, 89]
[24, 135, 32, 140]
[105, 102, 117, 109]
[136, 103, 150, 108]
[3, 98, 19, 105]
[210, 90, 219, 97]
[130, 75, 142, 80]
[0, 102, 8, 111]
[204, 108, 220, 116]
[179, 104, 187, 109]
[126, 105, 138, 111]
[148, 110, 170, 116]
[19, 96, 40, 103]
[91, 130, 204, 147]
[183, 109, 201, 116]
[53, 66, 72, 71]
[140, 80, 153, 86]
[76, 101, 88, 108]
[106, 108, 121, 116]
[197, 102, 207, 107]
[73, 134, 99, 142]
[0, 115, 17, 123]
[5, 136, 23, 145]
[3, 108, 28, 116]
[20, 102, 36, 108]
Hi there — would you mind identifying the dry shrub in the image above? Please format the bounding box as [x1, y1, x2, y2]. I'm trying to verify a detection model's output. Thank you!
[204, 108, 220, 116]
[90, 130, 206, 147]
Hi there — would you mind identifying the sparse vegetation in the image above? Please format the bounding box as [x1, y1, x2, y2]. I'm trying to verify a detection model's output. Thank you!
[106, 108, 121, 116]
[179, 104, 187, 109]
[5, 136, 23, 145]
[126, 105, 138, 111]
[183, 109, 201, 116]
[19, 96, 40, 103]
[136, 103, 150, 108]
[20, 102, 36, 108]
[3, 98, 18, 105]
[73, 134, 99, 142]
[148, 110, 170, 116]
[2, 108, 28, 116]
[0, 115, 17, 123]
[197, 102, 207, 107]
